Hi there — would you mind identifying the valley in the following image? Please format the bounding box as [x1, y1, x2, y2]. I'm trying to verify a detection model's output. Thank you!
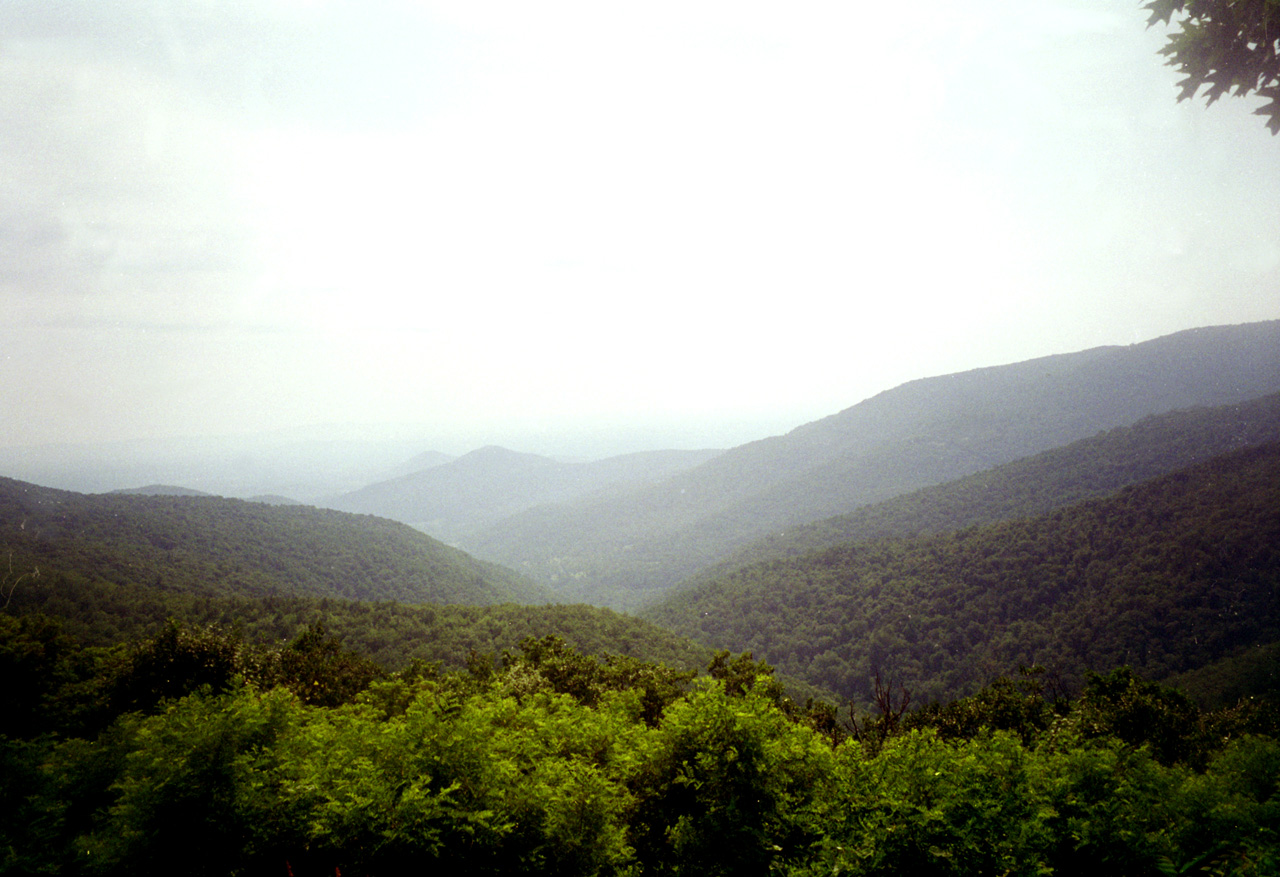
[5, 319, 1279, 707]
[4, 320, 1279, 876]
[8, 0, 1280, 869]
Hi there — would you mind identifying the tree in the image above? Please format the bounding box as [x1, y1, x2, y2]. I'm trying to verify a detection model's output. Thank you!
[706, 649, 785, 703]
[109, 621, 248, 716]
[1069, 667, 1205, 766]
[628, 680, 835, 877]
[1145, 0, 1280, 133]
[274, 621, 386, 707]
[0, 613, 78, 738]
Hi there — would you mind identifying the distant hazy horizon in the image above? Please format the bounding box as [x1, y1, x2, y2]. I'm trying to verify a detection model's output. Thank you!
[5, 317, 1277, 499]
[2, 1, 1278, 468]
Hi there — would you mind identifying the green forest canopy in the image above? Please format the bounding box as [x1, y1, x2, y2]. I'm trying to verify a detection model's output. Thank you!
[4, 618, 1278, 877]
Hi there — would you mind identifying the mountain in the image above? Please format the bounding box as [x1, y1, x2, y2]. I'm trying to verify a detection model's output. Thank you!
[687, 392, 1280, 583]
[107, 484, 214, 497]
[377, 449, 457, 481]
[462, 320, 1280, 607]
[639, 441, 1280, 706]
[0, 430, 450, 500]
[247, 494, 305, 506]
[0, 477, 553, 608]
[327, 445, 724, 545]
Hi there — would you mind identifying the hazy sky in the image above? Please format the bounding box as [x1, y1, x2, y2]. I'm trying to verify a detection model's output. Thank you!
[3, 0, 1278, 457]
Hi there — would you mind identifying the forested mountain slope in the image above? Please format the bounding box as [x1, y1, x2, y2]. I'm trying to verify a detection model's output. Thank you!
[465, 320, 1280, 607]
[640, 441, 1280, 706]
[0, 478, 553, 607]
[327, 445, 723, 545]
[689, 392, 1280, 584]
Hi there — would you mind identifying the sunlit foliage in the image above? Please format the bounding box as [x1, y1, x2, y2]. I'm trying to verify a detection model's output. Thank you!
[4, 629, 1278, 877]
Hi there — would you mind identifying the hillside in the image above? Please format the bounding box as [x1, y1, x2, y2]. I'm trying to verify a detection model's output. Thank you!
[464, 320, 1280, 607]
[639, 441, 1280, 706]
[327, 445, 723, 544]
[0, 478, 553, 607]
[688, 392, 1280, 584]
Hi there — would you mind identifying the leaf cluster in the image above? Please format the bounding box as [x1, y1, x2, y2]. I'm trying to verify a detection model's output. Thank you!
[1146, 0, 1280, 132]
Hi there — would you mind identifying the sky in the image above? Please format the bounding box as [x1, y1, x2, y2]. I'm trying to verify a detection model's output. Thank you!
[2, 0, 1279, 462]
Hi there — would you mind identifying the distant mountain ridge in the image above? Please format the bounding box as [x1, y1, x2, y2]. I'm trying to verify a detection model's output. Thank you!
[0, 432, 443, 499]
[687, 391, 1280, 583]
[462, 320, 1280, 607]
[327, 445, 724, 545]
[0, 477, 553, 607]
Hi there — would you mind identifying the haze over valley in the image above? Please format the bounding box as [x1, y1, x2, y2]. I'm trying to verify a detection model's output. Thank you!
[3, 2, 1280, 872]
[6, 318, 1279, 701]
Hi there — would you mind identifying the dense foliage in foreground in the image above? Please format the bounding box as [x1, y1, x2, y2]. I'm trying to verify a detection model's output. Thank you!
[4, 621, 1278, 877]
